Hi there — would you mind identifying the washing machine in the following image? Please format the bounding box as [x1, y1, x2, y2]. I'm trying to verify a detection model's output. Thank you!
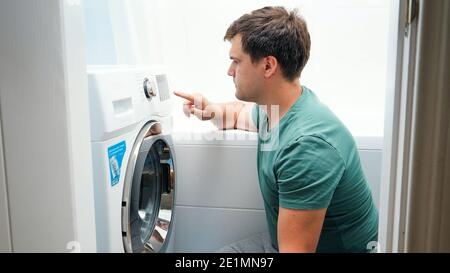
[87, 66, 176, 253]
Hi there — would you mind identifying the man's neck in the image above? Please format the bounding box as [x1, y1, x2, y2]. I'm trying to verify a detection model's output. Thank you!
[261, 79, 303, 129]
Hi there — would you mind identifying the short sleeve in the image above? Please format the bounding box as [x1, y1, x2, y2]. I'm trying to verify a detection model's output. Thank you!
[252, 104, 260, 130]
[275, 136, 345, 210]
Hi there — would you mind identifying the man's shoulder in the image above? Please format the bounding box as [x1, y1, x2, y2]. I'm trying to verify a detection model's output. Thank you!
[286, 89, 358, 157]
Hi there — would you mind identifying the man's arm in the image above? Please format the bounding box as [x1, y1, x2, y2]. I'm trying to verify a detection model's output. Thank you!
[234, 102, 257, 132]
[277, 207, 327, 253]
[173, 91, 257, 132]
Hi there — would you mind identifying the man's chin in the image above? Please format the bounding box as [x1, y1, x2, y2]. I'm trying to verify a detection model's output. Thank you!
[235, 92, 250, 102]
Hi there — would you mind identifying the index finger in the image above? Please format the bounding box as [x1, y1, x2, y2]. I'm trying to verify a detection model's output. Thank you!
[173, 91, 194, 102]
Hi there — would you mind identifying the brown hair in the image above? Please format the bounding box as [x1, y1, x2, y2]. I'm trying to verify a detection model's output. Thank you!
[224, 6, 311, 81]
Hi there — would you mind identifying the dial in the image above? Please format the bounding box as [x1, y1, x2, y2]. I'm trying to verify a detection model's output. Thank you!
[143, 78, 157, 99]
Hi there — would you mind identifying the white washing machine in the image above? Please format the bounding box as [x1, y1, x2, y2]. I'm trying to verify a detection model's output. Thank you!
[87, 66, 176, 253]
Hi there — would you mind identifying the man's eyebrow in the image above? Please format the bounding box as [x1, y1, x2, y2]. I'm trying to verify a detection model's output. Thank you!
[230, 56, 240, 61]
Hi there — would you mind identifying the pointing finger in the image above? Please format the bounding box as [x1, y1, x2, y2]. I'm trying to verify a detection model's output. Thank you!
[173, 91, 194, 102]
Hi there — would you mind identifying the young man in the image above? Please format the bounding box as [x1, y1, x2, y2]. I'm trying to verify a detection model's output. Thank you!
[174, 6, 378, 253]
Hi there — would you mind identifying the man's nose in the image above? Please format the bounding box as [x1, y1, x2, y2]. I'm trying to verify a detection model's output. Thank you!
[228, 67, 234, 77]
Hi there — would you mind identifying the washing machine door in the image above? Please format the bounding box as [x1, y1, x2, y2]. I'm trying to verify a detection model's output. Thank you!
[122, 121, 175, 253]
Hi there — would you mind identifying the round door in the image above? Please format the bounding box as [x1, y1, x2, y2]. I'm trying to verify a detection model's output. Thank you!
[121, 121, 175, 253]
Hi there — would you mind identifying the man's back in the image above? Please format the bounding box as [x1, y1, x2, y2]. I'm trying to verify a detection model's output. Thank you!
[253, 86, 378, 252]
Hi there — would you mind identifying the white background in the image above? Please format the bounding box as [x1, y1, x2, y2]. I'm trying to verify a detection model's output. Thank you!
[84, 0, 391, 137]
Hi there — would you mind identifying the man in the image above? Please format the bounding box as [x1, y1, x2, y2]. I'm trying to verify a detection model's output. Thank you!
[174, 6, 378, 253]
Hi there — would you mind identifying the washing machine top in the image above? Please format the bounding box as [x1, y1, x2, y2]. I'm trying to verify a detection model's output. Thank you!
[87, 66, 173, 142]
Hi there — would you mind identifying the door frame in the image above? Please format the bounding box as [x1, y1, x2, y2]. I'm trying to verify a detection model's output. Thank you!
[379, 0, 420, 253]
[0, 102, 12, 252]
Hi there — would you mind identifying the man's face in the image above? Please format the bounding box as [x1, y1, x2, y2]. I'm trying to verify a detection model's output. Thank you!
[227, 35, 264, 102]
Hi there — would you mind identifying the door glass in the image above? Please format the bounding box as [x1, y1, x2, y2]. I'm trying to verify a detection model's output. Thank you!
[130, 143, 161, 253]
[129, 138, 174, 253]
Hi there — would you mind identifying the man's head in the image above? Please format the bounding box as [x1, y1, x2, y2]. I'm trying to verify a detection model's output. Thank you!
[224, 6, 311, 102]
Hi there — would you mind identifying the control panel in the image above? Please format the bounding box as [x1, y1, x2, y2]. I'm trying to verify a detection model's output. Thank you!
[87, 66, 173, 141]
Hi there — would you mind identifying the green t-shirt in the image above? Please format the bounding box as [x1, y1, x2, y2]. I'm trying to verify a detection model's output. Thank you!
[252, 86, 378, 253]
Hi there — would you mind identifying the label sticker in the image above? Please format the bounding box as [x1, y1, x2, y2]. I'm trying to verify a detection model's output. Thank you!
[108, 141, 126, 187]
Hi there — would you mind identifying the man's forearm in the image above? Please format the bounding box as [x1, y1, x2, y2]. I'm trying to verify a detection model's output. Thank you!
[211, 101, 245, 130]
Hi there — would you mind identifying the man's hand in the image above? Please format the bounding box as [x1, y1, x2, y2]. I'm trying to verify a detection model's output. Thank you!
[173, 91, 220, 121]
[277, 207, 327, 253]
[173, 91, 257, 131]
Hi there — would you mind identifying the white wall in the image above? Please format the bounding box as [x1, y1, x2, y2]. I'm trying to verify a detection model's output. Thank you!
[83, 0, 391, 138]
[172, 137, 265, 252]
[0, 0, 96, 252]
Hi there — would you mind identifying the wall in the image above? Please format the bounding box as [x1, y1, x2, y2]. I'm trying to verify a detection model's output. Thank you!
[0, 0, 96, 252]
[83, 0, 391, 138]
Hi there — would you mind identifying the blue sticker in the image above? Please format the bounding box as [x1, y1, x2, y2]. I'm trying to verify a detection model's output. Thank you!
[108, 141, 126, 187]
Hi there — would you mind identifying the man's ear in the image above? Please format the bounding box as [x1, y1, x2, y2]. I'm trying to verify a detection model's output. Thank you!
[263, 56, 278, 78]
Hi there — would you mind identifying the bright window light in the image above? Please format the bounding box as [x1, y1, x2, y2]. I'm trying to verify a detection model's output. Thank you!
[84, 0, 391, 137]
